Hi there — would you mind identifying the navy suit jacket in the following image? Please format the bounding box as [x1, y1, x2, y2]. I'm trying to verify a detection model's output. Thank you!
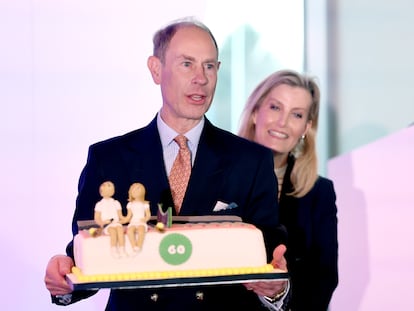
[280, 155, 338, 311]
[66, 116, 283, 310]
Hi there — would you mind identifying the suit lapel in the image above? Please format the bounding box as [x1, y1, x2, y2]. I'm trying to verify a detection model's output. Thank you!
[119, 117, 173, 212]
[119, 117, 229, 216]
[180, 119, 227, 215]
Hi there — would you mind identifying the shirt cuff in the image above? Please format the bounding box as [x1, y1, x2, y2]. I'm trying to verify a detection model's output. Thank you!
[51, 293, 73, 305]
[258, 280, 290, 311]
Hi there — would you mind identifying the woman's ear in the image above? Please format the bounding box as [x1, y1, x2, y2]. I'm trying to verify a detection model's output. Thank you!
[303, 120, 312, 136]
[147, 56, 162, 85]
[252, 110, 257, 125]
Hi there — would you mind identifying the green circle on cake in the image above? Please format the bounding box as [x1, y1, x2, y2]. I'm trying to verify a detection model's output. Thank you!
[159, 233, 192, 265]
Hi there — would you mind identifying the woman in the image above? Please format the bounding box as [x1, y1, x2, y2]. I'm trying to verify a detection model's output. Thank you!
[239, 69, 338, 310]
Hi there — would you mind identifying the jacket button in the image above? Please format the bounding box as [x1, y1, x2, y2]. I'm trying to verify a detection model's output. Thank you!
[150, 293, 158, 302]
[195, 291, 204, 301]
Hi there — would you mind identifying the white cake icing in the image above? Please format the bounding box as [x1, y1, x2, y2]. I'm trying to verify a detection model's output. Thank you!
[72, 219, 273, 281]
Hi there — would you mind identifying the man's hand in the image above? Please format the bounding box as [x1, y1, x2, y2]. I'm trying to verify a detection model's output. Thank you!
[270, 244, 287, 271]
[243, 244, 288, 297]
[44, 255, 74, 296]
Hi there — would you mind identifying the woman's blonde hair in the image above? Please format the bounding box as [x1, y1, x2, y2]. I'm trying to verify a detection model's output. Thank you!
[238, 69, 320, 197]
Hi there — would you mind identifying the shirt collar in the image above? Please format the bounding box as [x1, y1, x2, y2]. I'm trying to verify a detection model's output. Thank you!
[157, 112, 204, 150]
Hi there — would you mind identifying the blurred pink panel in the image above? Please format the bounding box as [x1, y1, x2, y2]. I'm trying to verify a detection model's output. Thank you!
[328, 125, 414, 310]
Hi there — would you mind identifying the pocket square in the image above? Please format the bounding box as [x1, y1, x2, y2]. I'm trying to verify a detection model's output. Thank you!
[213, 201, 238, 212]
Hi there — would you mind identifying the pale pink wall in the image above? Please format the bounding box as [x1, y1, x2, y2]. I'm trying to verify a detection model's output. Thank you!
[328, 125, 414, 310]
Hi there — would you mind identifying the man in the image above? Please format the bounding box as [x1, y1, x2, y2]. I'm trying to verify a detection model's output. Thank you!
[45, 17, 289, 310]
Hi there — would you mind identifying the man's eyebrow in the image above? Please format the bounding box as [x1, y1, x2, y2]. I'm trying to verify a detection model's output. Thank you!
[177, 54, 218, 64]
[177, 54, 195, 61]
[204, 58, 219, 64]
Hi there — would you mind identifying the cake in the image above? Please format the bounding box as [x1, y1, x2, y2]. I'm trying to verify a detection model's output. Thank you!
[69, 215, 276, 285]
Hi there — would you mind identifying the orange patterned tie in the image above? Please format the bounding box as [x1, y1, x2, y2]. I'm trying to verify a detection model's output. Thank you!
[169, 135, 191, 214]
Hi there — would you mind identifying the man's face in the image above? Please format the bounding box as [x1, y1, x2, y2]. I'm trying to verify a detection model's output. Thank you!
[152, 26, 220, 130]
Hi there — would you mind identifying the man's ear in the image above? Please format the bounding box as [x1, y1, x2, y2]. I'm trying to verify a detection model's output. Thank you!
[147, 56, 162, 85]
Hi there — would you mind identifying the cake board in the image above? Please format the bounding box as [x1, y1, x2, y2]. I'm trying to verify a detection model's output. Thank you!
[71, 215, 289, 291]
[67, 269, 289, 291]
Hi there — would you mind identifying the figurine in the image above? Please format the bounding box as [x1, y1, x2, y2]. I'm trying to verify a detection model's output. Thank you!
[94, 181, 127, 258]
[157, 203, 172, 229]
[123, 183, 151, 254]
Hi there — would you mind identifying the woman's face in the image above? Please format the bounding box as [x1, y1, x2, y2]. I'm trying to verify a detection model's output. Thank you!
[253, 84, 312, 160]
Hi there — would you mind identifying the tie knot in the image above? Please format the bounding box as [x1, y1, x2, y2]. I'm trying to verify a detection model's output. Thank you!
[174, 135, 188, 149]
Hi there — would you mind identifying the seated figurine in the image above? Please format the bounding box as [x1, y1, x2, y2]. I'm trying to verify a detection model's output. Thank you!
[94, 181, 127, 258]
[123, 183, 151, 255]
